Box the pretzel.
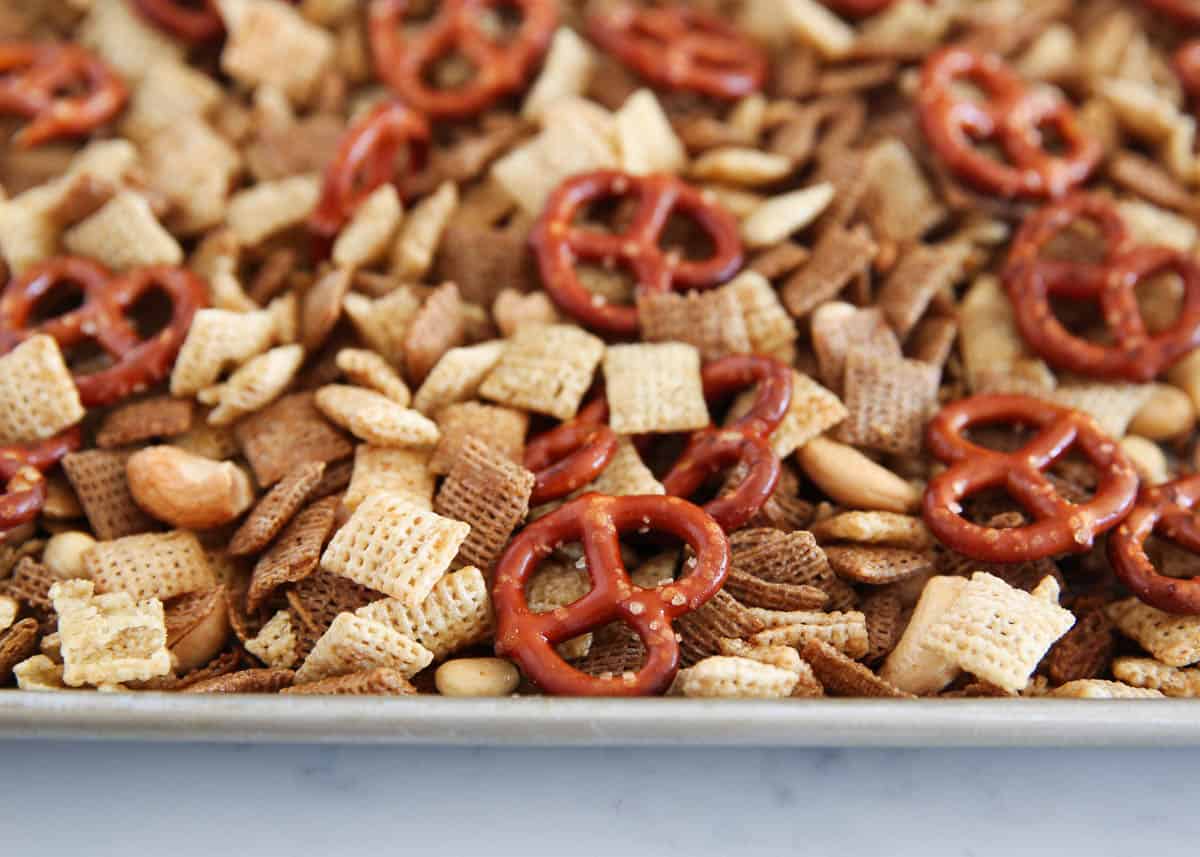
[524,396,617,505]
[918,46,1099,199]
[1004,194,1200,382]
[924,394,1139,563]
[1109,475,1200,615]
[661,355,792,532]
[822,0,904,14]
[1174,39,1200,101]
[0,257,207,407]
[132,0,224,43]
[310,100,431,247]
[587,4,768,100]
[493,493,729,696]
[0,427,81,535]
[0,43,128,148]
[368,0,557,120]
[1146,0,1200,25]
[531,170,743,336]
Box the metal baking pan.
[3,692,1200,746]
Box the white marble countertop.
[2,741,1194,855]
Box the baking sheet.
[2,692,1198,746]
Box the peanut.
[880,576,967,695]
[1167,350,1200,412]
[42,530,97,580]
[1130,383,1195,440]
[796,436,921,513]
[170,589,231,673]
[1120,436,1170,486]
[435,657,521,697]
[127,446,255,529]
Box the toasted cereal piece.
[675,656,799,698]
[908,315,958,370]
[357,565,492,660]
[297,269,351,354]
[96,396,194,449]
[315,385,440,448]
[244,610,299,669]
[729,528,835,588]
[749,609,870,659]
[1118,199,1196,252]
[247,496,340,612]
[781,225,877,318]
[717,638,808,674]
[52,579,171,687]
[62,449,155,541]
[164,587,230,673]
[1043,607,1117,685]
[229,462,324,556]
[811,510,933,550]
[413,341,508,417]
[287,568,380,641]
[404,282,465,384]
[837,349,940,457]
[1107,598,1200,667]
[86,531,216,603]
[480,324,606,420]
[615,89,686,175]
[637,287,752,361]
[860,590,906,663]
[0,618,39,684]
[4,558,56,619]
[577,437,663,498]
[13,655,65,691]
[676,590,767,667]
[333,184,403,270]
[344,446,433,512]
[322,491,469,605]
[226,174,321,246]
[434,438,534,571]
[879,576,966,694]
[726,271,798,358]
[742,183,835,249]
[121,58,222,142]
[1050,381,1153,440]
[1051,680,1165,699]
[861,140,945,247]
[174,417,242,460]
[392,181,458,280]
[691,147,791,186]
[574,622,645,677]
[429,402,527,476]
[492,289,560,339]
[170,308,277,397]
[959,275,1049,394]
[285,667,417,695]
[801,639,914,698]
[62,190,183,271]
[811,303,901,393]
[236,392,355,487]
[295,612,433,683]
[336,349,411,406]
[79,0,186,82]
[523,26,595,121]
[922,573,1075,693]
[0,336,85,445]
[201,344,304,426]
[180,668,294,693]
[219,0,333,102]
[528,563,593,660]
[729,371,846,459]
[723,567,828,612]
[143,116,240,235]
[630,551,678,589]
[825,545,932,586]
[603,343,709,435]
[1112,657,1200,698]
[343,287,422,367]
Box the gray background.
[2,742,1194,855]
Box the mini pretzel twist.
[587,4,768,99]
[524,396,618,506]
[1003,194,1200,382]
[0,427,82,535]
[1145,0,1200,25]
[1109,475,1200,615]
[531,170,744,336]
[918,46,1100,199]
[0,258,207,408]
[661,355,793,532]
[493,493,729,696]
[0,43,127,148]
[368,0,557,120]
[132,0,225,43]
[923,394,1139,563]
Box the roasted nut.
[1130,383,1195,440]
[797,436,921,513]
[435,657,521,697]
[126,446,255,530]
[1120,436,1170,486]
[42,531,98,580]
[168,589,231,674]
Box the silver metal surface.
[1,692,1197,745]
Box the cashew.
[796,436,921,513]
[1130,383,1195,440]
[169,588,231,674]
[435,657,521,697]
[127,446,255,529]
[42,531,97,580]
[1120,436,1170,486]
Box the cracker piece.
[184,668,295,693]
[229,462,325,556]
[801,638,914,698]
[493,289,561,338]
[404,282,465,384]
[742,184,835,249]
[332,184,403,270]
[3,558,55,620]
[724,567,828,612]
[781,224,877,318]
[860,590,906,663]
[676,590,767,667]
[247,496,339,612]
[86,531,216,603]
[235,392,354,487]
[62,449,156,540]
[413,341,508,417]
[322,491,469,605]
[763,372,847,459]
[1107,598,1200,667]
[675,656,799,698]
[1112,657,1200,698]
[336,349,411,406]
[811,511,933,549]
[143,116,240,235]
[1050,381,1153,439]
[344,446,434,512]
[295,612,433,683]
[244,610,299,669]
[170,308,277,397]
[79,0,186,82]
[202,344,304,426]
[0,618,39,685]
[357,566,492,660]
[315,385,440,448]
[603,343,709,435]
[13,654,67,690]
[284,667,418,695]
[51,579,171,687]
[96,397,194,449]
[577,437,663,498]
[219,0,333,102]
[749,609,870,658]
[1050,680,1165,699]
[226,174,321,246]
[428,402,527,476]
[62,190,183,271]
[434,438,534,571]
[528,562,593,659]
[479,324,605,420]
[575,622,645,677]
[727,271,799,357]
[876,242,969,337]
[907,316,959,369]
[523,26,595,121]
[716,638,810,676]
[825,545,933,586]
[637,287,752,361]
[392,181,459,281]
[0,336,84,445]
[811,303,902,393]
[861,140,945,246]
[615,89,686,175]
[343,287,422,366]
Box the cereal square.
[603,343,709,434]
[0,336,85,445]
[235,393,355,487]
[837,349,941,456]
[85,531,217,603]
[1108,598,1200,667]
[413,341,508,417]
[357,565,493,660]
[51,579,171,687]
[344,446,435,512]
[294,612,433,683]
[479,324,605,420]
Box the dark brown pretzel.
[0,43,127,147]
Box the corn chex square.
[0,336,85,445]
[85,531,217,603]
[357,565,493,660]
[51,579,171,687]
[479,324,605,420]
[321,491,470,606]
[344,445,434,512]
[1107,599,1200,667]
[603,343,709,435]
[295,612,433,683]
